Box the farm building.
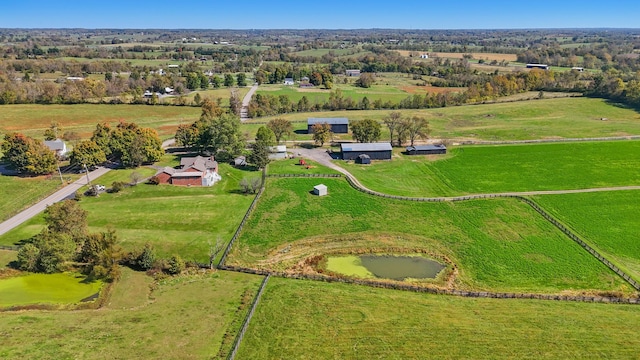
[420,54,429,59]
[341,142,392,160]
[526,63,549,70]
[284,77,294,85]
[268,145,288,160]
[345,69,361,76]
[155,155,221,186]
[44,139,68,158]
[571,67,585,72]
[231,156,247,167]
[357,154,371,164]
[307,118,349,134]
[313,184,328,196]
[406,144,447,155]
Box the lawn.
[0,104,201,139]
[238,278,640,359]
[267,157,340,175]
[341,140,640,197]
[0,272,103,308]
[0,164,259,264]
[0,269,263,360]
[228,177,631,294]
[0,172,65,222]
[534,191,640,282]
[0,249,17,268]
[245,97,640,141]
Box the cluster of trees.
[174,98,245,157]
[17,200,121,281]
[254,63,333,87]
[382,112,431,146]
[88,121,163,167]
[1,133,57,175]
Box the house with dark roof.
[406,144,447,155]
[155,155,221,186]
[307,118,349,134]
[341,142,392,160]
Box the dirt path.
[240,83,259,122]
[292,146,640,200]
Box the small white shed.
[313,184,327,196]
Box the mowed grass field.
[245,97,640,141]
[229,178,631,294]
[341,140,640,197]
[0,173,65,222]
[0,269,263,360]
[0,104,201,139]
[238,278,640,359]
[0,164,259,263]
[535,191,640,282]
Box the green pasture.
[0,164,258,263]
[267,157,340,175]
[245,97,640,141]
[0,272,103,307]
[238,278,640,359]
[341,140,640,197]
[0,269,263,360]
[0,104,201,139]
[535,191,640,282]
[0,172,65,222]
[229,178,630,294]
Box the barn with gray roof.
[341,142,392,160]
[307,118,349,134]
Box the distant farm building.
[307,118,349,134]
[44,139,68,158]
[268,145,288,160]
[420,54,429,59]
[230,156,247,167]
[300,76,310,83]
[406,144,447,155]
[571,67,585,72]
[155,155,221,186]
[341,142,392,161]
[526,63,549,70]
[284,77,294,85]
[313,184,328,196]
[167,64,180,69]
[345,69,361,77]
[299,83,314,88]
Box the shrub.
[147,176,160,185]
[168,255,185,275]
[110,181,125,193]
[138,243,156,270]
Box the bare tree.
[403,116,431,146]
[383,111,403,146]
[208,237,225,269]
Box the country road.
[240,83,259,122]
[0,166,111,237]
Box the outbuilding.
[357,154,371,164]
[307,118,349,134]
[268,145,287,160]
[406,144,447,155]
[341,142,392,160]
[313,184,328,196]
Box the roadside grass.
[0,272,103,307]
[534,191,640,282]
[229,178,631,294]
[244,97,640,141]
[0,250,17,268]
[0,104,201,139]
[0,173,65,222]
[0,270,263,360]
[341,140,640,197]
[0,164,258,263]
[238,278,640,359]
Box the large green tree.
[403,116,431,146]
[311,123,332,146]
[350,118,382,143]
[224,73,235,87]
[91,121,163,167]
[69,140,106,168]
[267,118,293,143]
[1,133,57,175]
[196,113,245,155]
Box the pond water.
[325,254,446,281]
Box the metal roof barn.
[307,118,349,134]
[341,142,392,160]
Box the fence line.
[227,275,270,360]
[218,169,267,267]
[218,265,639,305]
[458,135,640,146]
[0,245,19,251]
[267,173,342,178]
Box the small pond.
[326,254,446,281]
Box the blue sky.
[2,0,639,29]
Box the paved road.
[0,166,111,237]
[240,83,259,122]
[292,146,640,200]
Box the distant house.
[268,145,287,160]
[307,118,349,134]
[341,142,392,160]
[526,63,549,70]
[571,67,585,72]
[420,54,429,59]
[231,156,247,167]
[155,155,221,186]
[167,64,180,69]
[164,87,174,94]
[406,144,447,155]
[44,139,68,158]
[300,76,310,82]
[143,90,153,98]
[345,69,361,77]
[66,76,84,81]
[299,83,314,88]
[284,77,294,85]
